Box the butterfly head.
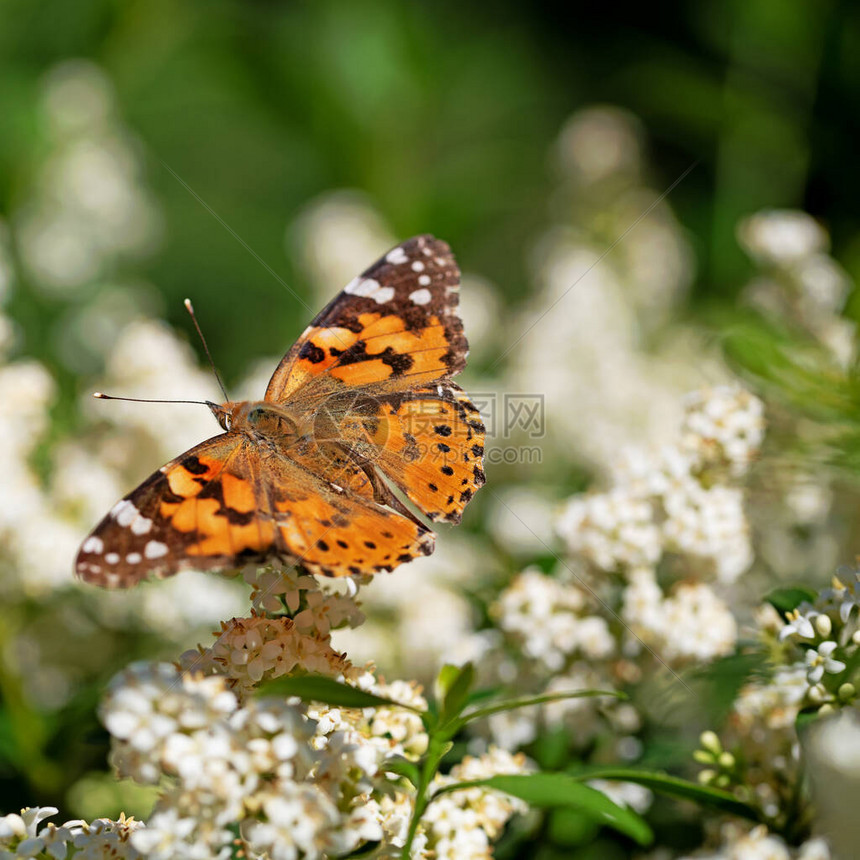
[208,400,240,431]
[211,400,302,440]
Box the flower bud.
[698,768,716,785]
[808,684,827,704]
[718,751,736,770]
[814,614,832,638]
[838,682,856,701]
[699,730,722,755]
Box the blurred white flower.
[15,60,161,296]
[487,487,557,557]
[290,191,394,307]
[737,210,828,267]
[558,486,661,572]
[43,60,113,135]
[92,318,222,459]
[588,778,653,813]
[491,567,613,671]
[555,106,643,183]
[680,386,765,478]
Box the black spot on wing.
[299,341,326,364]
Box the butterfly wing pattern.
[75,235,484,586]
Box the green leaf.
[546,808,600,846]
[436,663,475,725]
[796,707,824,732]
[766,587,818,617]
[570,768,760,822]
[256,675,420,712]
[382,756,421,786]
[435,774,653,845]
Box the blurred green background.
[2,0,860,844]
[3,0,860,390]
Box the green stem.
[400,734,447,859]
[456,689,622,729]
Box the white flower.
[737,210,828,266]
[242,784,341,860]
[67,814,143,859]
[558,486,662,572]
[778,604,820,641]
[680,386,765,478]
[424,747,531,858]
[130,808,220,860]
[588,779,653,814]
[662,482,752,583]
[491,568,612,671]
[805,641,846,685]
[825,567,860,623]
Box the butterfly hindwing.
[265,235,467,403]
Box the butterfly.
[75,235,486,587]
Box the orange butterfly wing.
[265,234,486,525]
[265,235,467,403]
[75,434,433,587]
[76,235,482,587]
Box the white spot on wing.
[411,261,425,272]
[409,288,432,306]
[144,541,168,559]
[105,552,120,564]
[131,517,152,535]
[418,274,431,286]
[126,552,142,564]
[111,499,138,527]
[345,277,381,297]
[345,276,396,304]
[386,247,408,264]
[82,536,104,554]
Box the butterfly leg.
[352,460,429,531]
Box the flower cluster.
[490,567,614,671]
[100,660,383,859]
[0,807,143,859]
[556,384,762,666]
[423,748,530,860]
[738,210,854,366]
[177,566,365,693]
[689,565,860,842]
[560,384,762,586]
[78,560,530,860]
[679,824,830,860]
[771,568,859,707]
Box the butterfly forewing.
[265,235,467,404]
[76,435,265,587]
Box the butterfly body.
[76,235,485,588]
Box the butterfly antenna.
[93,393,217,407]
[184,298,229,401]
